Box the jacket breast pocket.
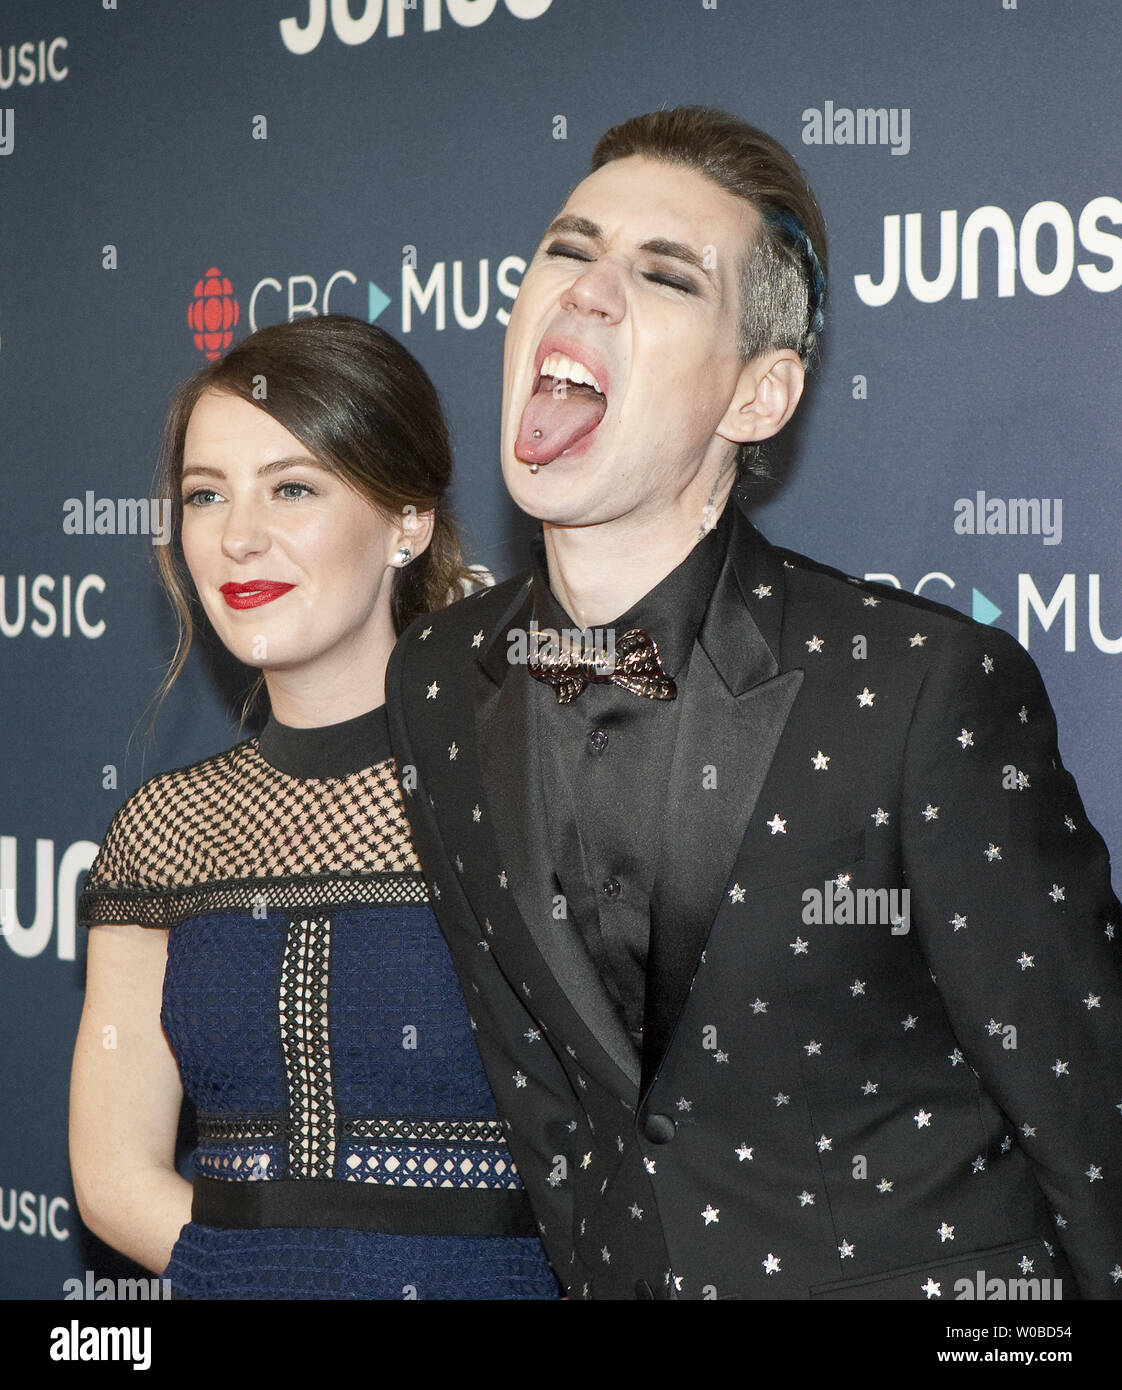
[734,824,867,896]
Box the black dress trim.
[79,870,428,931]
[191,1177,539,1238]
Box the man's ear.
[390,506,436,564]
[716,349,805,445]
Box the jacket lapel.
[474,583,642,1090]
[642,506,803,1093]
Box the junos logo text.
[0,836,98,961]
[856,196,1122,305]
[280,0,552,54]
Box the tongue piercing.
[532,430,543,438]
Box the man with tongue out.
[388,107,1122,1300]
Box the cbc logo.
[280,0,552,54]
[248,270,367,331]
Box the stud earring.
[393,547,412,566]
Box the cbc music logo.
[866,570,1122,655]
[248,257,521,333]
[185,256,522,344]
[0,1188,70,1241]
[187,267,240,360]
[0,575,106,640]
[279,0,552,55]
[0,37,69,89]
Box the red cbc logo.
[187,267,240,359]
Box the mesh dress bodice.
[78,704,558,1300]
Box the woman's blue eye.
[277,481,315,500]
[183,488,220,507]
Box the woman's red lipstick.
[219,581,295,610]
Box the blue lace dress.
[78,704,559,1300]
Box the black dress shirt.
[528,505,732,1048]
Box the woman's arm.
[69,922,193,1274]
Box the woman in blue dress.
[69,315,561,1299]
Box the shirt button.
[602,876,621,898]
[643,1113,676,1144]
[588,729,609,754]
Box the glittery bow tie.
[527,627,678,704]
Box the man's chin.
[503,477,559,525]
[503,476,617,534]
[502,449,581,522]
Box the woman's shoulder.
[109,738,259,837]
[80,739,260,916]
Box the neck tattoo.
[697,460,734,541]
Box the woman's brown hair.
[151,314,475,720]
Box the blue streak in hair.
[764,207,826,350]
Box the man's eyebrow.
[542,214,603,242]
[180,457,331,481]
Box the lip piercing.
[529,464,540,474]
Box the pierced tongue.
[515,379,606,465]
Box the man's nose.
[560,258,626,323]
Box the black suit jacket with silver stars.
[386,499,1122,1300]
